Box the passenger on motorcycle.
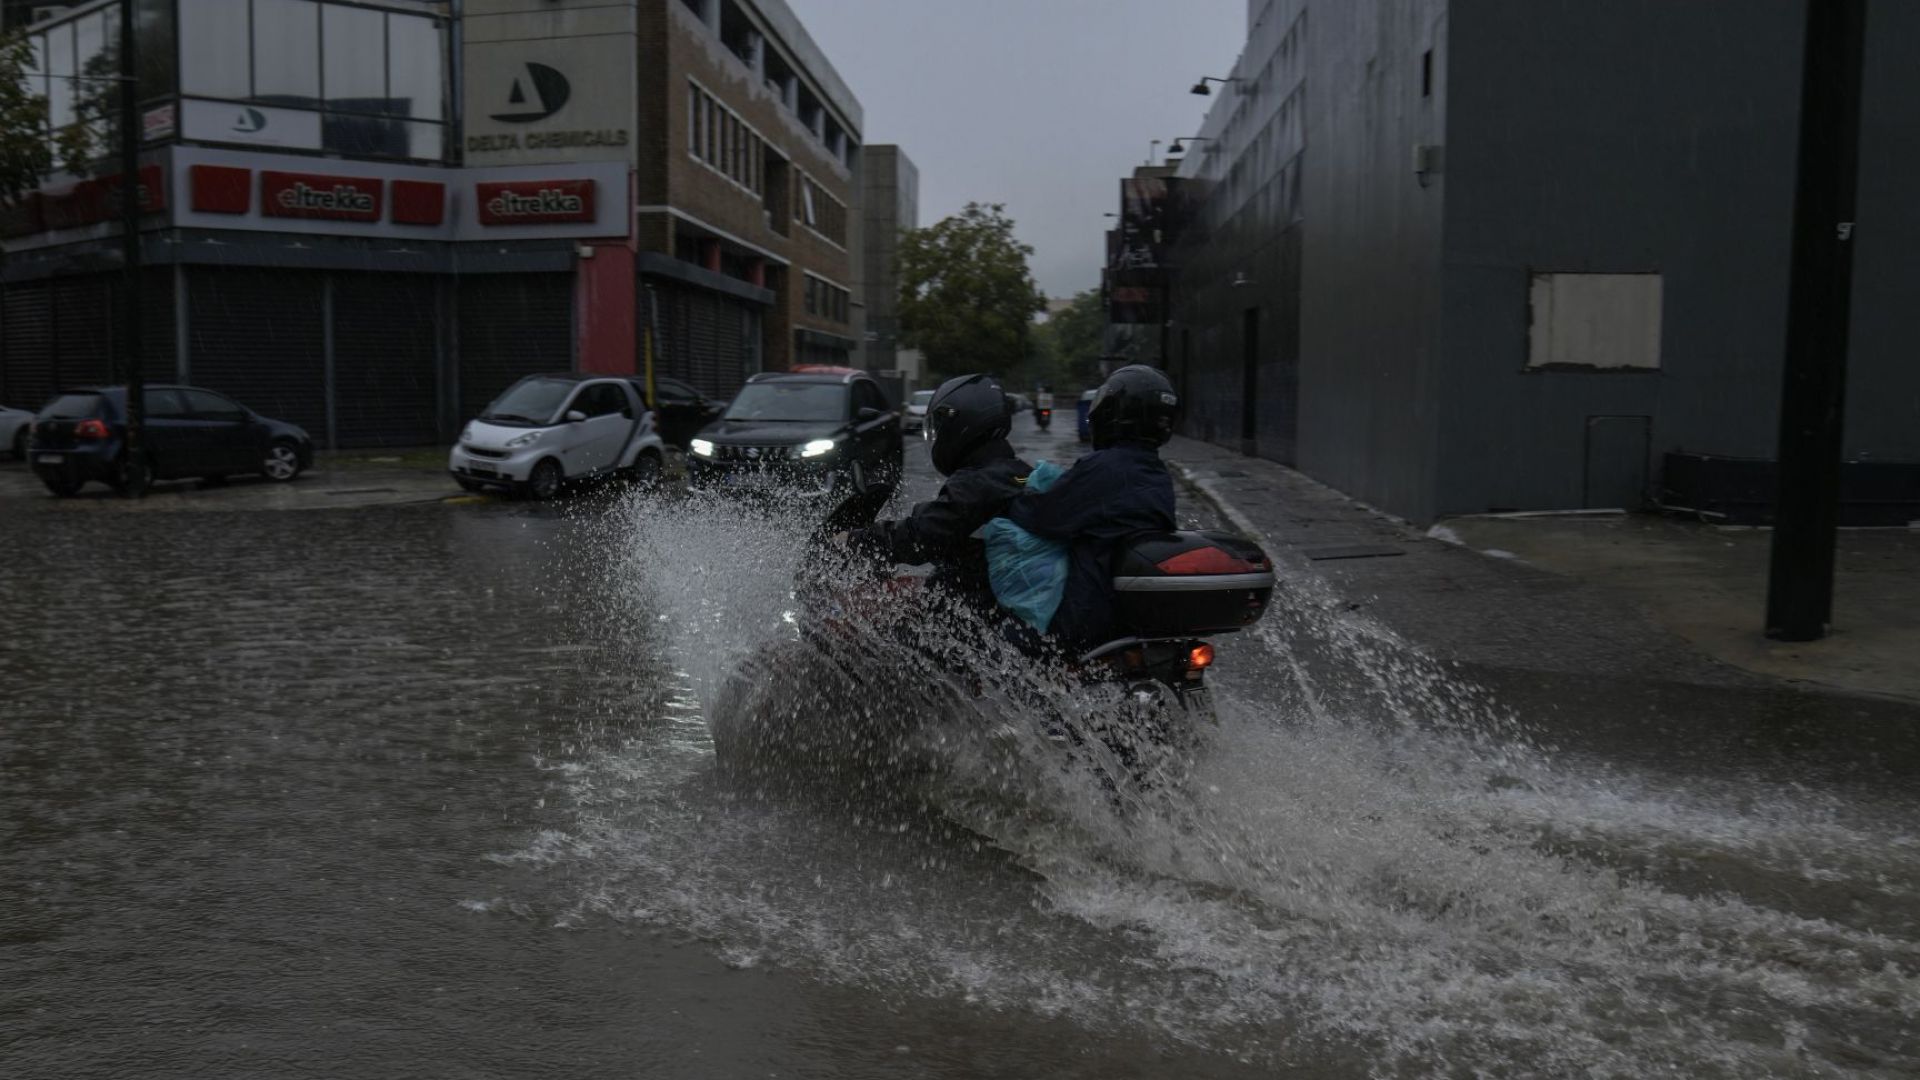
[842,373,1034,611]
[1006,365,1179,652]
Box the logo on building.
[475,179,596,226]
[490,62,571,123]
[260,170,384,222]
[231,107,268,133]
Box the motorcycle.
[1035,408,1052,432]
[709,506,1278,794]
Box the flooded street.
[2,422,1917,1078]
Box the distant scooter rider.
[1007,365,1178,652]
[843,374,1034,610]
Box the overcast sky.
[788,0,1247,299]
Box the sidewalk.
[1164,436,1920,704]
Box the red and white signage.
[476,179,595,226]
[260,170,384,223]
[190,164,251,214]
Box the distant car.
[449,374,666,499]
[687,368,903,500]
[903,388,935,434]
[0,404,33,460]
[1076,389,1098,442]
[29,385,315,497]
[631,375,724,450]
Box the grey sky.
[788,0,1246,299]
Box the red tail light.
[1157,546,1267,575]
[74,418,110,440]
[1188,643,1215,670]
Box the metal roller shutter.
[653,283,760,400]
[52,276,113,389]
[187,267,327,438]
[1,281,55,410]
[333,274,440,447]
[456,274,572,421]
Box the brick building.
[0,0,866,446]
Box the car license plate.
[1180,686,1216,720]
[37,454,64,464]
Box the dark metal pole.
[1765,0,1867,641]
[118,0,145,493]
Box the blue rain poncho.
[982,460,1069,632]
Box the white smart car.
[449,374,666,499]
[0,403,35,460]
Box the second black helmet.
[1089,365,1178,448]
[924,373,1013,475]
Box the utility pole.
[117,0,145,495]
[1765,0,1866,641]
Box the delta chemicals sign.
[461,8,636,167]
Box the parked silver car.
[449,374,667,499]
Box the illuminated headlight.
[690,438,716,458]
[459,423,475,442]
[505,430,544,449]
[800,438,838,458]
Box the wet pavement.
[1,417,1916,1078]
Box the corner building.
[0,0,864,447]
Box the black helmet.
[1089,365,1178,448]
[924,373,1013,475]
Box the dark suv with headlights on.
[687,368,903,502]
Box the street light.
[1190,76,1239,96]
[1165,136,1215,159]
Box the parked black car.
[631,375,725,450]
[29,385,315,497]
[687,367,903,502]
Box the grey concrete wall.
[1438,0,1920,516]
[858,145,917,372]
[1295,0,1451,521]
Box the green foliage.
[896,202,1047,382]
[0,31,53,209]
[1035,288,1108,391]
[58,40,121,177]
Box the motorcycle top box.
[1112,530,1277,636]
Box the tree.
[0,31,53,212]
[1033,288,1107,390]
[896,202,1047,381]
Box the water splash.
[496,487,1920,1078]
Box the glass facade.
[20,0,448,164]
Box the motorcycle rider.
[1006,365,1178,652]
[841,373,1033,610]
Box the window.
[389,14,444,121]
[854,380,887,415]
[573,383,629,418]
[143,390,190,418]
[184,389,247,420]
[324,3,388,114]
[1527,273,1663,371]
[794,174,847,246]
[254,0,320,106]
[687,81,768,199]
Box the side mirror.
[565,410,587,423]
[856,406,885,422]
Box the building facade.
[0,0,865,446]
[1149,0,1920,524]
[856,143,918,393]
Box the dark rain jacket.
[1006,441,1177,651]
[850,438,1033,607]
